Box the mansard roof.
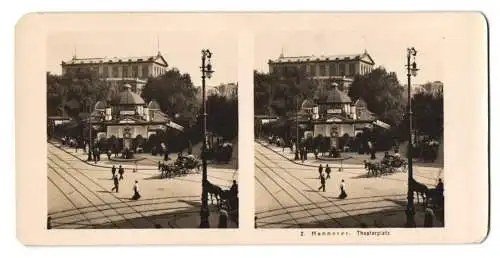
[269,51,375,65]
[62,52,168,67]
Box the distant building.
[409,81,444,97]
[424,81,444,95]
[268,50,375,91]
[61,51,168,95]
[208,83,238,99]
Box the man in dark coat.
[111,174,119,193]
[111,165,116,179]
[318,173,326,192]
[118,165,124,180]
[230,180,238,197]
[325,164,331,179]
[318,164,323,179]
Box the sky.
[254,29,446,86]
[46,31,238,87]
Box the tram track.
[255,165,337,227]
[48,160,136,228]
[48,145,235,228]
[49,197,199,222]
[254,170,302,228]
[255,156,349,227]
[48,148,170,228]
[256,146,408,227]
[47,175,95,228]
[255,193,406,219]
[257,141,440,184]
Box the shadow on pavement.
[258,206,444,229]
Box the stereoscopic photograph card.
[15,12,488,245]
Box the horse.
[364,160,381,177]
[410,178,429,206]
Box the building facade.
[91,84,183,150]
[268,50,375,90]
[61,51,169,95]
[295,83,387,149]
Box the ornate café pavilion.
[89,84,184,150]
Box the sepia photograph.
[46,31,239,229]
[15,12,488,245]
[254,30,445,228]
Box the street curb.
[255,141,359,170]
[49,141,158,171]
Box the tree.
[411,90,443,139]
[206,95,238,140]
[47,70,111,142]
[254,69,316,117]
[348,67,407,127]
[141,68,200,128]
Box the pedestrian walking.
[111,174,119,193]
[338,179,347,199]
[75,141,79,153]
[131,180,141,200]
[318,164,323,179]
[107,149,112,160]
[325,164,331,179]
[118,165,124,180]
[111,165,116,179]
[318,173,326,192]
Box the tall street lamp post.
[405,47,419,227]
[294,98,300,160]
[87,99,93,162]
[199,49,214,228]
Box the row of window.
[274,62,371,77]
[65,64,166,78]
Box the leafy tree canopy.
[254,69,316,117]
[141,68,200,127]
[348,67,407,126]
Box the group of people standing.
[110,165,141,200]
[317,164,348,199]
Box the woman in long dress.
[132,180,141,200]
[338,179,347,199]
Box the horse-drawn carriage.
[364,153,408,177]
[159,154,201,179]
[206,180,239,226]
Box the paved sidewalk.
[256,140,364,170]
[51,139,238,171]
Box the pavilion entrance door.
[123,138,132,150]
[123,127,133,151]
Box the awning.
[167,121,184,132]
[373,120,391,129]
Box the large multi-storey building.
[61,51,169,95]
[268,50,375,91]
